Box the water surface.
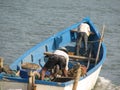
[0,0,120,89]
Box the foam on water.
[94,77,120,90]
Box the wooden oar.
[95,25,105,65]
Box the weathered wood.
[69,54,95,60]
[21,62,41,70]
[32,73,36,90]
[44,52,95,61]
[72,64,81,90]
[27,71,36,90]
[0,57,3,68]
[95,25,105,65]
[28,71,33,90]
[71,29,94,35]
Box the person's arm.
[41,67,47,80]
[64,55,69,77]
[87,26,94,35]
[89,31,94,35]
[63,69,68,77]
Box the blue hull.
[0,17,106,87]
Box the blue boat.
[0,17,106,90]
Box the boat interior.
[0,19,104,85]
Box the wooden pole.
[0,57,4,73]
[72,65,81,90]
[28,71,33,90]
[32,73,36,90]
[0,57,3,68]
[44,52,95,60]
[95,25,105,65]
[27,71,37,90]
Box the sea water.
[0,0,120,89]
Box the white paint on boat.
[0,81,27,90]
[0,65,102,90]
[35,65,102,90]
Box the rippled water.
[0,0,120,89]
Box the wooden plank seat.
[44,52,95,61]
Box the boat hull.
[36,66,102,90]
[0,17,107,90]
[0,65,102,90]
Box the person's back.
[78,23,90,36]
[54,49,69,70]
[76,23,91,55]
[41,47,69,80]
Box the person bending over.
[41,47,69,80]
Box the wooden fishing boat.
[0,17,106,90]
